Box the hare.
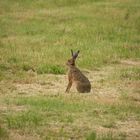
[65,50,91,93]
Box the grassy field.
[0,0,140,140]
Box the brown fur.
[65,50,91,93]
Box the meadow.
[0,0,140,139]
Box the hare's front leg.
[65,81,72,93]
[65,76,72,93]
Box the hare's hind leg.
[76,83,91,93]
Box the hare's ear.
[71,49,74,57]
[73,50,80,59]
[77,50,80,55]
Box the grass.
[0,0,140,78]
[87,131,97,140]
[0,94,139,139]
[120,67,140,81]
[6,111,43,129]
[0,126,9,140]
[86,131,126,140]
[37,64,65,74]
[0,0,140,139]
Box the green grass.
[37,64,65,74]
[0,95,139,139]
[0,0,140,139]
[0,0,140,78]
[86,131,126,140]
[0,126,9,140]
[6,110,43,129]
[87,131,97,140]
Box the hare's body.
[65,50,91,93]
[68,66,91,93]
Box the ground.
[0,0,140,139]
[0,60,140,140]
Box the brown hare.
[65,50,91,93]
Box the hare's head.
[66,50,80,66]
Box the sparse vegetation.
[87,131,96,140]
[0,0,140,139]
[0,126,9,140]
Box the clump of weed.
[37,64,65,74]
[0,126,9,140]
[22,63,34,71]
[86,131,97,140]
[0,64,9,71]
[8,57,19,64]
